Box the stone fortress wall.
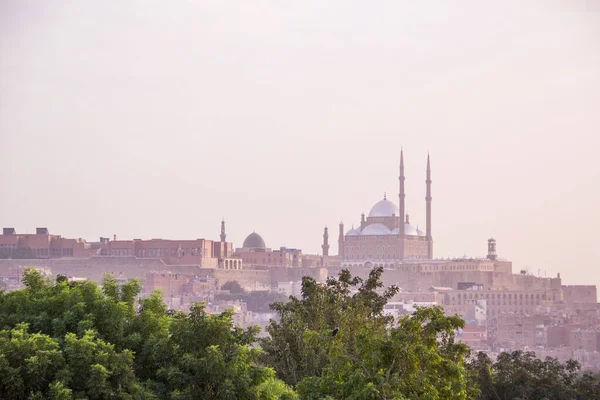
[0,257,326,291]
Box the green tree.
[0,268,293,399]
[262,267,472,399]
[261,267,399,386]
[297,306,471,400]
[255,377,298,400]
[0,323,147,399]
[149,303,275,399]
[467,350,600,400]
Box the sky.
[0,1,599,285]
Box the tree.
[261,267,399,386]
[255,377,298,400]
[0,268,295,399]
[297,306,471,400]
[148,303,276,399]
[262,267,473,399]
[0,323,147,399]
[221,280,246,295]
[467,350,600,400]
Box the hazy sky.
[1,1,599,285]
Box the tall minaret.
[220,218,227,258]
[338,222,345,259]
[425,153,433,258]
[399,148,406,231]
[322,226,330,256]
[220,218,226,242]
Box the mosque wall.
[343,236,403,260]
[403,237,429,259]
[342,235,432,262]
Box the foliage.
[262,267,474,399]
[467,350,600,400]
[0,323,145,399]
[0,267,294,399]
[255,378,298,400]
[3,267,600,399]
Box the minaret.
[220,218,227,258]
[220,218,226,242]
[322,226,330,256]
[425,153,433,259]
[399,149,406,231]
[338,222,345,259]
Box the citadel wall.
[0,257,325,291]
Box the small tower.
[338,222,345,259]
[220,218,226,242]
[220,219,227,259]
[425,153,433,259]
[487,238,497,261]
[360,212,366,229]
[399,148,406,230]
[322,226,330,257]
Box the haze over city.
[1,1,599,285]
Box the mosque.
[329,150,433,264]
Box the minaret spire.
[338,221,345,259]
[399,148,405,234]
[220,218,227,258]
[426,153,433,258]
[220,218,226,242]
[322,226,330,256]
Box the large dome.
[360,223,392,235]
[242,232,266,249]
[368,198,399,218]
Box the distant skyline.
[1,1,599,285]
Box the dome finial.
[384,192,387,200]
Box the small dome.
[368,198,399,218]
[346,227,361,236]
[361,223,392,235]
[243,232,266,249]
[416,226,426,237]
[404,223,418,236]
[391,228,401,235]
